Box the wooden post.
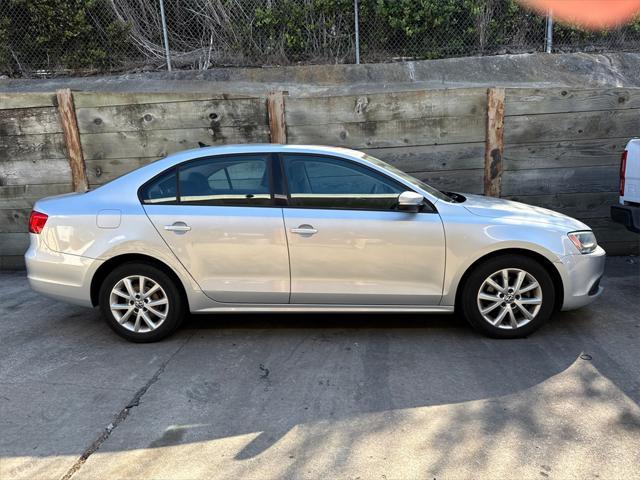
[483,87,505,197]
[267,91,287,144]
[56,89,88,191]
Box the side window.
[140,168,177,204]
[283,154,404,210]
[178,155,272,206]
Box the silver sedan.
[25,145,605,342]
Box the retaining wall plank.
[0,184,73,204]
[0,93,57,109]
[502,165,619,196]
[76,98,267,134]
[0,107,61,136]
[505,88,640,116]
[503,138,627,170]
[80,126,270,160]
[0,158,71,186]
[287,116,485,149]
[502,165,618,196]
[85,157,160,185]
[72,92,255,108]
[504,108,640,145]
[0,133,66,161]
[0,233,29,256]
[286,88,486,125]
[411,169,484,194]
[505,192,618,219]
[0,208,29,233]
[363,143,485,172]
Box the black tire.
[99,262,185,342]
[460,254,556,339]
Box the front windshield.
[360,154,453,202]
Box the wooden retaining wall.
[1,87,638,269]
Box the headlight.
[568,231,597,254]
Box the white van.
[611,139,640,233]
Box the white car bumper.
[25,234,101,308]
[557,246,606,311]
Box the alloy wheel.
[476,268,543,330]
[109,275,169,333]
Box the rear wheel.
[99,262,185,342]
[461,254,556,338]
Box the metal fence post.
[354,0,361,64]
[545,9,553,53]
[159,0,172,71]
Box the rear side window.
[140,168,177,204]
[178,155,272,206]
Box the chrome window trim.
[277,152,438,214]
[137,146,440,213]
[138,152,278,208]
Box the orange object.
[520,0,640,29]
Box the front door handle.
[291,224,318,236]
[164,222,191,233]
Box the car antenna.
[198,142,210,148]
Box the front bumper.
[25,234,101,308]
[611,204,640,234]
[557,245,606,311]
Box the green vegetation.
[0,0,638,75]
[0,0,131,74]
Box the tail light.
[619,150,627,197]
[29,211,48,234]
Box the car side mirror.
[397,191,424,213]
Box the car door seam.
[280,207,293,304]
[140,204,206,294]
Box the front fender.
[438,208,576,306]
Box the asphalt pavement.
[1,257,639,479]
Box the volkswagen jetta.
[25,145,605,342]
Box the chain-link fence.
[1,0,639,77]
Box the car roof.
[91,144,372,195]
[162,144,367,162]
[91,143,443,205]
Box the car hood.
[461,193,589,231]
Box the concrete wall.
[1,87,638,269]
[2,53,640,95]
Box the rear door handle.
[290,224,318,235]
[164,222,191,233]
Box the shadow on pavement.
[0,257,638,479]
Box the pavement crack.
[59,334,193,480]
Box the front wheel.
[99,262,185,342]
[461,254,556,338]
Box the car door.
[141,153,290,304]
[280,153,445,305]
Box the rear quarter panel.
[32,185,211,310]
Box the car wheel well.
[90,254,188,309]
[455,248,564,311]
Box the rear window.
[139,168,177,204]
